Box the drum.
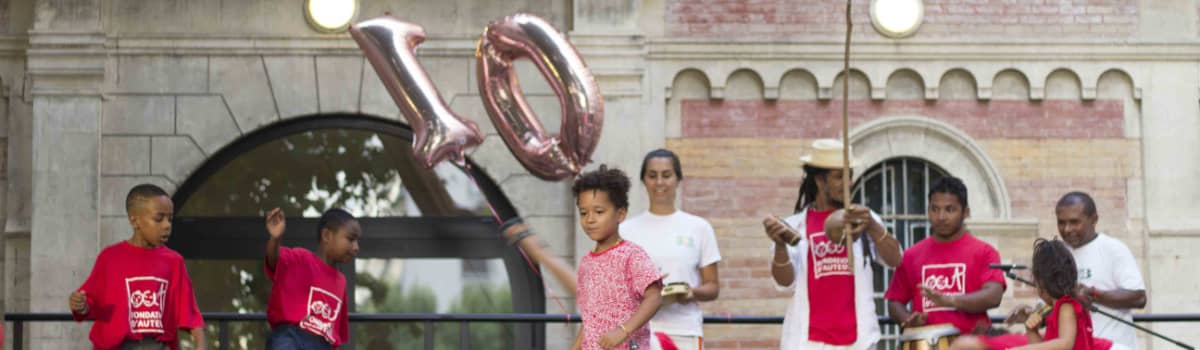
[898,324,960,350]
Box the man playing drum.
[885,177,1007,334]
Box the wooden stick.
[841,0,854,275]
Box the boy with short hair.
[70,184,206,350]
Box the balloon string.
[459,160,574,321]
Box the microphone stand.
[996,267,1192,350]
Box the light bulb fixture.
[305,0,358,33]
[870,0,923,38]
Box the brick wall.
[670,98,1139,349]
[667,0,1138,39]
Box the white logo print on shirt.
[921,263,967,312]
[125,276,169,334]
[300,286,342,343]
[809,232,850,279]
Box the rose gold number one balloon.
[350,18,484,168]
[477,14,603,181]
[351,14,603,181]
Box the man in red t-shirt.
[69,184,206,350]
[763,139,904,349]
[885,176,1006,334]
[264,207,360,349]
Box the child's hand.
[597,327,629,350]
[69,290,88,314]
[502,222,529,245]
[265,208,286,239]
[1024,305,1050,329]
[1006,304,1034,325]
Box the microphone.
[988,263,1027,271]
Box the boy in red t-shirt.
[263,207,360,349]
[885,177,1007,334]
[69,184,206,350]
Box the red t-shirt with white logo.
[804,209,857,345]
[884,232,1006,333]
[266,247,349,347]
[72,241,205,350]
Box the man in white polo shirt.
[1056,191,1146,350]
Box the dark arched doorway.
[168,114,543,349]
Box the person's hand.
[502,222,528,242]
[1006,304,1035,325]
[762,215,798,245]
[597,327,629,350]
[843,205,873,235]
[920,285,956,309]
[265,208,286,239]
[69,290,88,314]
[1025,304,1051,329]
[902,312,927,328]
[1075,284,1099,306]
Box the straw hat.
[800,139,859,169]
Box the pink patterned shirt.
[577,240,662,350]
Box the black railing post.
[424,320,434,350]
[13,320,22,350]
[460,320,470,349]
[218,320,229,350]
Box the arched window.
[852,157,949,349]
[168,114,544,349]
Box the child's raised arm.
[503,220,578,294]
[265,208,286,269]
[597,283,663,350]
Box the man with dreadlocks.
[763,139,903,350]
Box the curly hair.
[1031,238,1078,299]
[572,165,631,209]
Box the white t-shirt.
[773,210,884,350]
[1071,233,1145,350]
[621,210,722,336]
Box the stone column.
[26,0,105,347]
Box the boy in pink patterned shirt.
[573,165,664,350]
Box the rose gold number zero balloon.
[477,14,604,181]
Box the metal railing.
[6,312,1198,350]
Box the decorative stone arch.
[849,116,1011,219]
[665,68,713,138]
[885,68,925,100]
[1045,68,1083,100]
[725,68,765,100]
[938,68,978,100]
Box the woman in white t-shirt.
[620,149,721,350]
